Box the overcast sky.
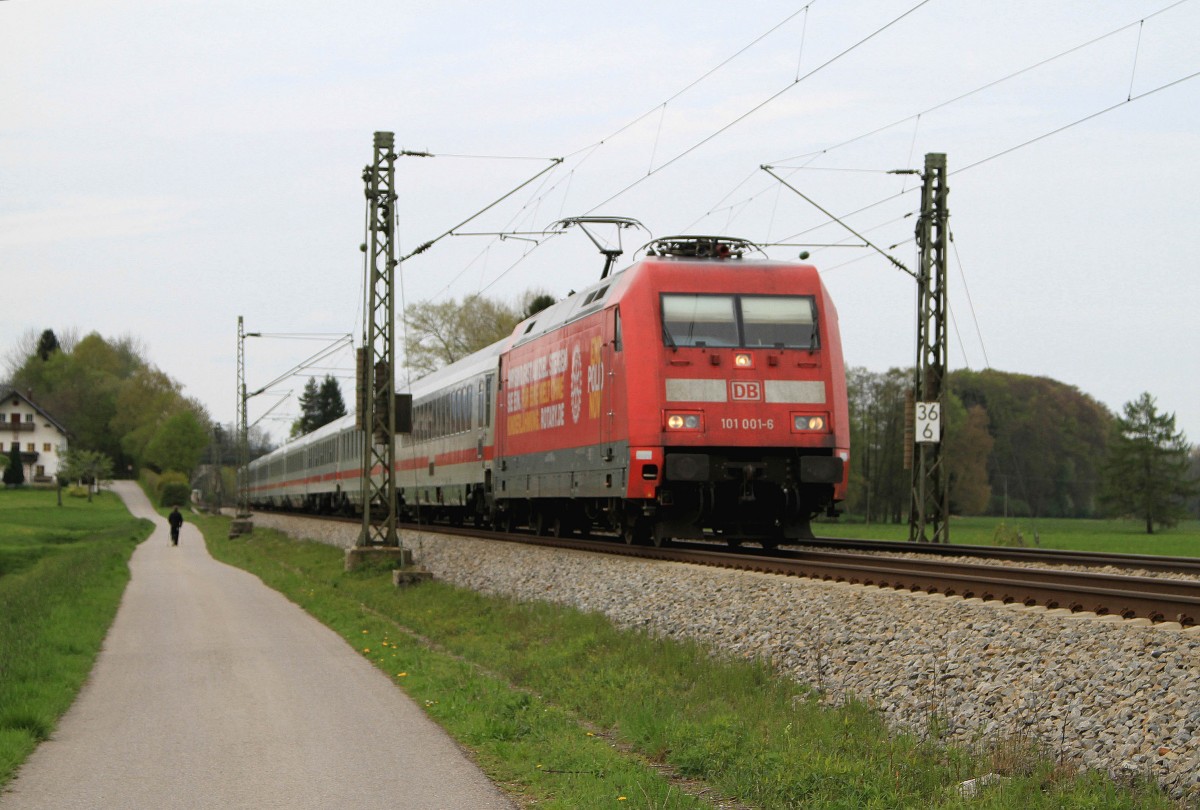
[3,0,1198,444]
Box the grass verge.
[0,487,152,785]
[818,516,1200,556]
[195,512,1173,809]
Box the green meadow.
[0,487,152,784]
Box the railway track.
[261,511,1200,627]
[804,534,1200,576]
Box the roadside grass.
[0,488,152,786]
[195,513,1173,809]
[818,516,1200,557]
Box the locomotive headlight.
[665,412,704,431]
[792,414,828,432]
[734,352,754,368]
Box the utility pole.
[358,132,401,550]
[907,153,950,543]
[230,316,254,537]
[236,315,250,517]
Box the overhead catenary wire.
[247,336,354,398]
[690,0,1197,241]
[406,0,1196,317]
[950,234,991,370]
[399,157,564,263]
[411,3,830,303]
[560,3,821,163]
[764,0,1192,167]
[762,60,1200,253]
[582,0,934,215]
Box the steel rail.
[407,524,1200,627]
[804,535,1200,575]
[254,511,1200,626]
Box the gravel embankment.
[247,513,1200,802]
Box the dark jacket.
[168,509,183,529]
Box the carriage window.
[661,295,738,347]
[741,296,817,348]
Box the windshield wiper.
[662,324,677,351]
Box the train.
[245,235,849,546]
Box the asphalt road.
[0,481,514,810]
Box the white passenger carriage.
[397,342,502,523]
[247,414,365,514]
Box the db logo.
[730,381,762,401]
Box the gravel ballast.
[248,513,1200,802]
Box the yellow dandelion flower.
[618,797,627,802]
[397,672,408,677]
[361,630,369,634]
[363,648,371,653]
[586,732,594,737]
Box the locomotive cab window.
[741,296,817,348]
[661,293,818,349]
[661,295,738,347]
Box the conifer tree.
[1101,392,1198,533]
[36,329,60,361]
[3,444,25,486]
[317,375,347,425]
[290,375,347,437]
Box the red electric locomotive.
[250,235,849,547]
[398,235,848,546]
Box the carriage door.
[477,373,493,463]
[601,307,624,452]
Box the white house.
[1,388,69,483]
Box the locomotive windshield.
[661,294,817,349]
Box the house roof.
[0,387,70,435]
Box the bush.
[157,471,191,507]
[992,521,1027,547]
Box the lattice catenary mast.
[907,152,950,543]
[236,315,250,517]
[357,132,401,548]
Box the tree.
[1189,446,1200,520]
[318,375,347,423]
[844,367,911,522]
[951,369,1111,517]
[403,290,552,377]
[3,444,25,486]
[945,402,994,515]
[8,330,199,476]
[523,292,556,319]
[291,378,322,438]
[290,375,347,438]
[60,448,114,502]
[111,367,189,465]
[36,329,60,361]
[1101,392,1198,533]
[144,411,209,477]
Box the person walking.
[168,506,184,546]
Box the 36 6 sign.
[915,401,941,443]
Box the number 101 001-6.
[721,418,775,430]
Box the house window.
[26,443,35,452]
[36,465,45,477]
[43,443,51,452]
[24,414,33,423]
